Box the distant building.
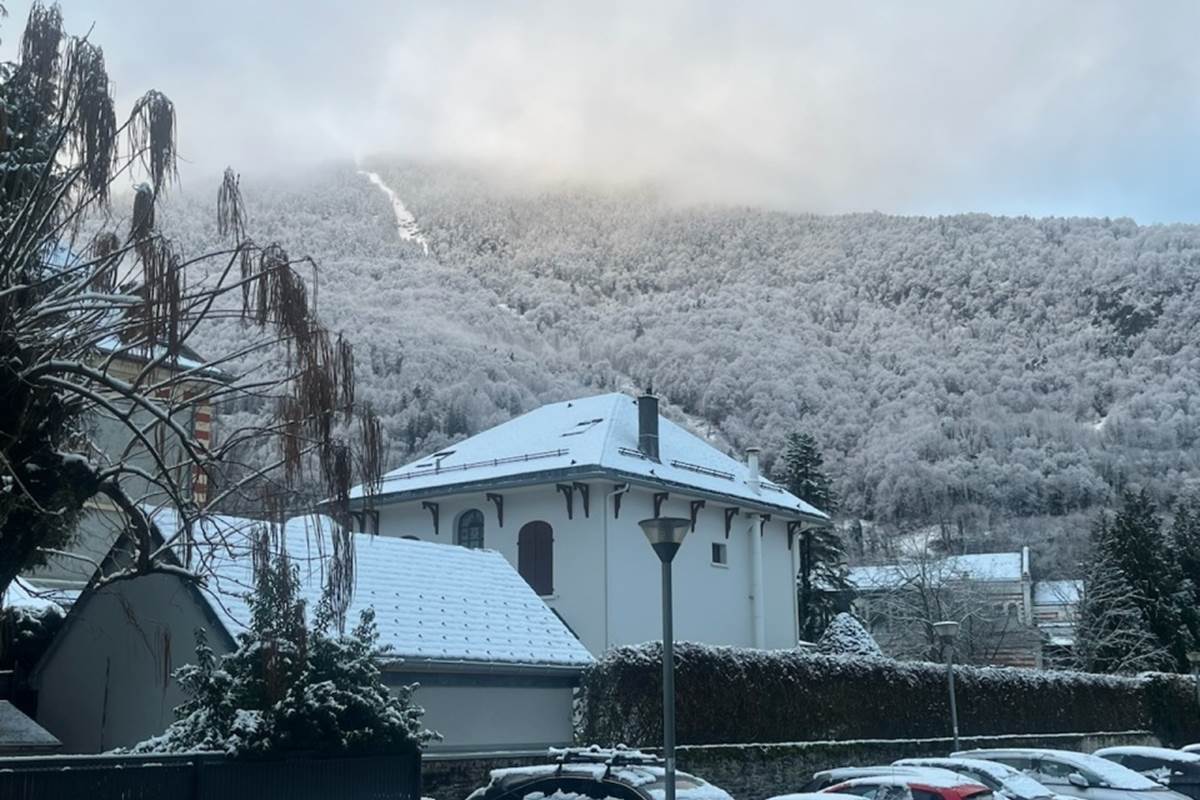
[22,336,223,595]
[32,514,591,753]
[837,547,1083,668]
[344,393,830,655]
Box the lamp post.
[933,620,961,750]
[1188,651,1200,712]
[638,517,692,800]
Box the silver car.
[954,749,1189,800]
[895,757,1071,800]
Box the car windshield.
[1076,758,1164,791]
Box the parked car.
[954,749,1189,800]
[825,773,993,800]
[802,767,977,793]
[465,746,735,800]
[767,794,863,800]
[894,757,1071,800]
[1094,747,1200,800]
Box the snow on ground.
[358,169,431,255]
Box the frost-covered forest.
[152,160,1200,576]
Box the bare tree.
[857,547,1018,664]
[0,3,382,619]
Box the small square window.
[711,542,728,566]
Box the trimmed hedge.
[576,643,1200,747]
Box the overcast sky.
[5,1,1200,222]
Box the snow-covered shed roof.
[151,511,593,670]
[845,552,1025,592]
[351,393,827,521]
[0,701,61,753]
[1033,579,1082,605]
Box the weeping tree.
[0,3,383,617]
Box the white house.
[346,393,830,654]
[31,513,591,754]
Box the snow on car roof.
[834,774,987,791]
[895,758,1053,798]
[818,767,971,783]
[349,393,827,520]
[1095,746,1200,765]
[151,509,593,667]
[481,762,732,800]
[954,750,1161,791]
[768,794,864,800]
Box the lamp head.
[933,620,961,642]
[1187,651,1200,668]
[638,517,692,563]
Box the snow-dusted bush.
[128,552,433,756]
[815,613,884,658]
[0,599,65,671]
[577,641,1200,747]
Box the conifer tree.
[129,529,432,755]
[1088,491,1198,671]
[778,432,846,640]
[1171,495,1200,612]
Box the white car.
[954,749,1189,800]
[803,768,978,793]
[1094,746,1200,800]
[894,757,1071,800]
[467,747,735,800]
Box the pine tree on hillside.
[1172,496,1200,611]
[1091,491,1199,672]
[778,432,847,641]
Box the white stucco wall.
[372,482,801,654]
[403,680,576,751]
[34,573,222,753]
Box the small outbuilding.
[31,513,592,754]
[0,700,61,755]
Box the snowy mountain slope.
[154,159,1200,570]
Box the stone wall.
[422,731,1158,800]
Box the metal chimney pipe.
[746,447,761,493]
[638,394,660,460]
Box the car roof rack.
[550,746,665,769]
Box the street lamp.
[639,517,692,800]
[934,620,961,750]
[1187,651,1200,712]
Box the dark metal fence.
[0,750,422,800]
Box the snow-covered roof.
[846,552,1024,591]
[0,701,61,752]
[1033,579,1082,605]
[151,511,593,669]
[351,393,827,521]
[1,580,63,613]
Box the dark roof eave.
[380,658,589,678]
[348,464,829,524]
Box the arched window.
[455,509,485,549]
[518,521,554,596]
